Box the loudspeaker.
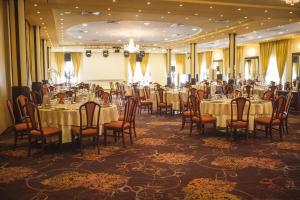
[191,78,196,85]
[12,86,30,123]
[86,50,92,57]
[167,76,172,85]
[196,74,199,82]
[136,53,143,62]
[217,74,223,81]
[64,53,71,61]
[171,66,175,72]
[124,50,129,57]
[292,55,299,63]
[188,74,191,82]
[103,50,109,57]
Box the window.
[265,52,280,84]
[128,62,151,85]
[199,57,207,81]
[60,60,76,84]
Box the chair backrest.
[230,97,251,122]
[189,88,197,97]
[16,95,29,120]
[243,85,253,98]
[263,90,273,101]
[234,89,241,97]
[100,92,112,104]
[55,92,65,104]
[271,95,287,121]
[284,92,293,115]
[196,89,205,101]
[189,94,201,119]
[284,82,292,91]
[122,97,136,125]
[179,92,187,113]
[24,102,42,133]
[65,91,74,98]
[109,82,114,89]
[143,86,151,99]
[156,88,166,104]
[79,101,101,131]
[7,100,16,125]
[269,85,277,94]
[40,87,49,96]
[95,89,104,98]
[30,90,42,105]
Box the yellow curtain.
[260,41,274,80]
[129,53,137,74]
[223,48,229,77]
[164,53,168,74]
[176,54,186,74]
[236,47,244,76]
[55,52,65,78]
[275,40,289,83]
[71,52,82,82]
[197,53,204,75]
[205,51,213,75]
[140,53,149,76]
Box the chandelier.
[282,0,299,5]
[124,38,139,53]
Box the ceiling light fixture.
[282,0,299,5]
[124,38,139,53]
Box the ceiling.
[25,0,300,49]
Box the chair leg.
[285,119,289,134]
[71,133,75,151]
[269,126,273,141]
[79,136,83,155]
[181,116,186,129]
[129,128,133,145]
[104,128,107,146]
[28,135,32,157]
[279,125,283,141]
[96,135,100,154]
[253,123,257,138]
[58,132,62,152]
[189,121,193,136]
[133,121,137,138]
[121,130,126,147]
[14,131,18,149]
[226,125,229,138]
[245,129,249,140]
[42,137,46,155]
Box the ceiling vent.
[81,11,101,16]
[107,20,119,24]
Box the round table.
[151,90,188,111]
[200,99,273,130]
[39,103,119,143]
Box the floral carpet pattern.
[0,114,300,199]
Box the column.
[190,43,196,79]
[229,33,236,79]
[34,25,42,81]
[8,0,28,86]
[166,48,172,75]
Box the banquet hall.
[1,0,300,199]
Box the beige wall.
[0,1,11,133]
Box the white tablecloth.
[200,99,273,130]
[151,90,188,111]
[39,103,119,143]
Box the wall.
[0,1,11,133]
[148,53,167,85]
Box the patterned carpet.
[0,113,300,200]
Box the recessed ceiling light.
[245,27,249,29]
[136,14,139,17]
[209,6,213,9]
[41,22,45,25]
[147,2,151,5]
[194,13,198,16]
[161,16,164,19]
[112,0,116,3]
[83,30,88,33]
[138,9,142,12]
[185,17,189,20]
[65,11,71,14]
[209,18,212,21]
[237,8,241,11]
[244,16,248,19]
[39,17,43,20]
[34,3,38,7]
[82,24,88,27]
[220,14,224,17]
[289,11,293,14]
[144,22,150,26]
[78,36,82,39]
[37,11,40,14]
[108,13,111,16]
[192,28,197,31]
[60,22,63,25]
[267,17,271,20]
[264,10,268,13]
[167,11,171,14]
[278,31,283,35]
[75,6,79,9]
[60,18,64,21]
[179,4,183,7]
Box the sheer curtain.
[236,47,244,77]
[223,48,229,79]
[265,51,280,84]
[197,53,204,77]
[205,51,213,79]
[129,53,137,76]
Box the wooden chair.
[49,86,55,92]
[262,90,273,101]
[189,95,216,136]
[95,89,104,98]
[118,97,138,138]
[243,85,253,98]
[179,92,192,129]
[55,92,65,104]
[65,90,74,98]
[234,89,242,98]
[24,102,62,156]
[143,86,151,99]
[104,97,137,147]
[254,95,287,140]
[30,91,42,105]
[100,92,112,104]
[156,88,173,115]
[71,101,101,154]
[196,89,205,101]
[40,87,49,97]
[16,95,29,121]
[226,97,251,139]
[282,92,293,135]
[137,88,153,114]
[7,100,31,148]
